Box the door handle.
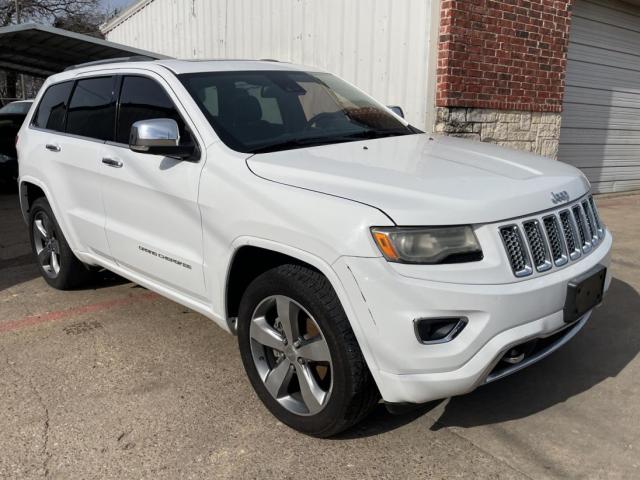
[102,158,123,168]
[45,144,61,152]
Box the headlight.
[371,226,483,264]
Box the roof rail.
[64,55,157,71]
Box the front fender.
[223,236,384,386]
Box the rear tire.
[237,264,379,437]
[29,197,93,290]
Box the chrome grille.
[542,215,568,266]
[582,200,599,244]
[523,220,552,271]
[499,225,532,277]
[572,205,591,252]
[499,195,604,278]
[559,210,579,258]
[589,196,604,237]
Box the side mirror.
[388,105,405,118]
[129,118,195,158]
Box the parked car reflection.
[0,100,33,188]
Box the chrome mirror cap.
[129,118,180,152]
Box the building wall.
[435,0,574,157]
[103,0,438,130]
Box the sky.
[100,0,135,12]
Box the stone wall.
[434,1,573,160]
[434,107,562,158]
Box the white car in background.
[16,59,612,437]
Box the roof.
[44,59,320,84]
[157,59,320,75]
[0,23,168,77]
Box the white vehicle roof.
[157,59,323,74]
[45,58,323,84]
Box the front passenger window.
[117,76,191,145]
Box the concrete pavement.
[0,190,638,479]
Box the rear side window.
[66,76,116,141]
[33,82,73,132]
[116,76,190,145]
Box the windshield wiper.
[249,129,413,154]
[343,129,412,140]
[249,135,358,154]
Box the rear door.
[100,73,207,301]
[29,78,111,256]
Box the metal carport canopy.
[0,23,168,77]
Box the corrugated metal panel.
[559,0,640,193]
[0,22,166,77]
[104,0,435,129]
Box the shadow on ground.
[0,256,131,292]
[435,277,639,429]
[337,277,639,437]
[0,190,131,292]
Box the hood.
[246,134,590,225]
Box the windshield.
[0,101,32,115]
[179,70,418,154]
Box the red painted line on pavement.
[0,292,159,335]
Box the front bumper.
[333,230,612,404]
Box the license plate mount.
[564,266,606,324]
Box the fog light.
[414,317,467,344]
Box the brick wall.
[437,0,573,112]
[434,0,575,158]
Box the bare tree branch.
[0,0,101,27]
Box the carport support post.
[14,0,26,99]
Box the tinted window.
[180,71,414,154]
[33,82,73,132]
[247,86,283,124]
[116,76,189,145]
[66,77,116,141]
[0,101,33,115]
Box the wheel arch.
[223,237,381,381]
[225,243,324,323]
[18,177,81,257]
[19,178,49,223]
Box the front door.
[100,74,207,301]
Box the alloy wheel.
[32,211,61,278]
[249,295,333,416]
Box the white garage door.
[559,0,640,193]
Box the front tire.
[237,264,379,437]
[29,197,92,290]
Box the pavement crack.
[41,406,52,479]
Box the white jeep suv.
[17,59,612,437]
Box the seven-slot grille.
[522,220,552,272]
[499,195,604,277]
[542,215,568,266]
[499,225,532,277]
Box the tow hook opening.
[501,340,538,365]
